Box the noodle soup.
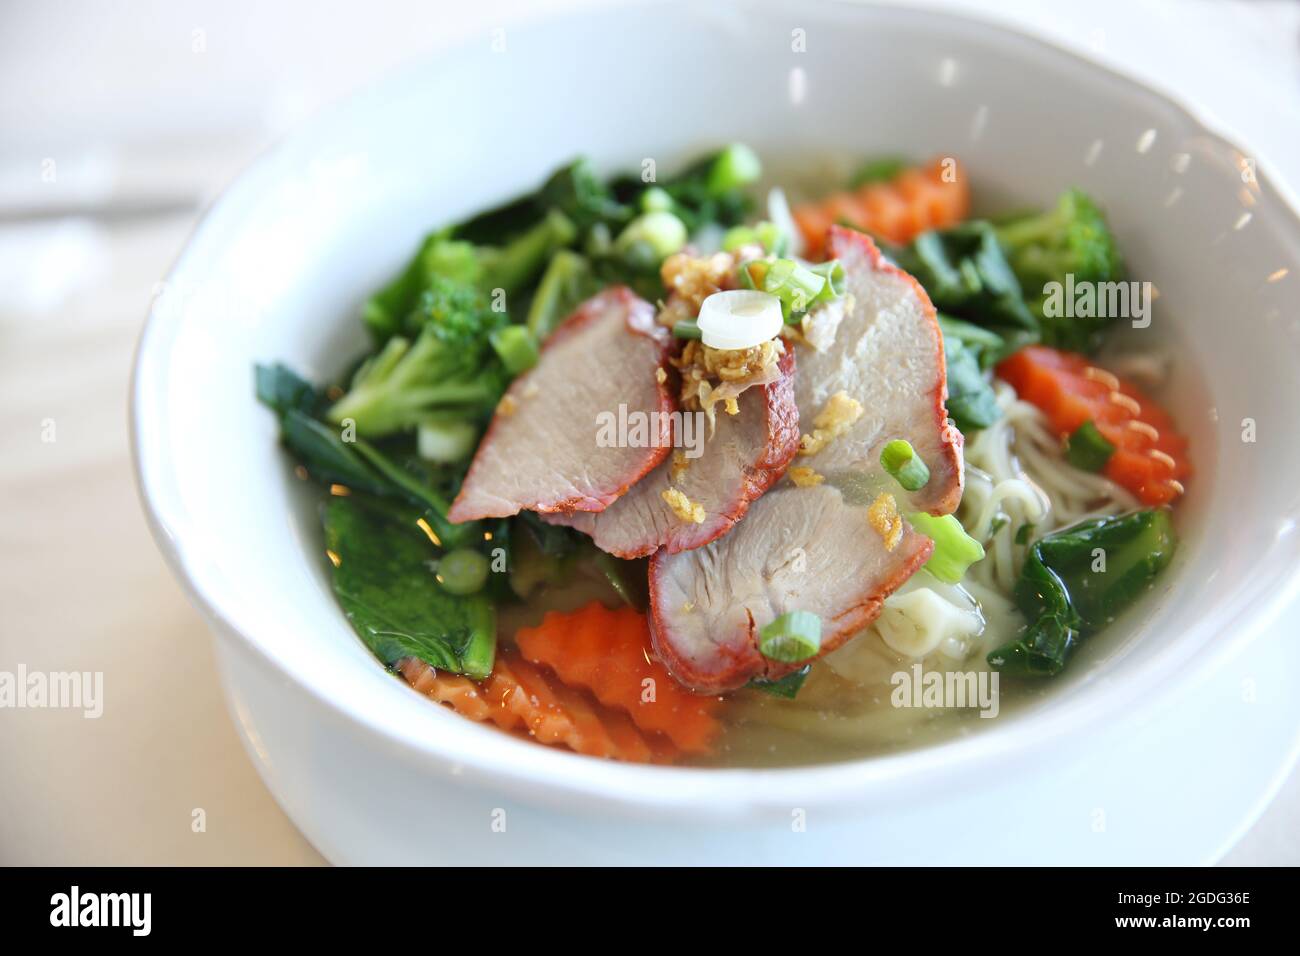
[260,146,1189,767]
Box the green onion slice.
[908,512,985,584]
[1065,420,1116,472]
[762,258,826,320]
[758,610,822,663]
[880,439,930,491]
[436,549,490,595]
[707,143,762,195]
[809,259,845,302]
[672,319,703,339]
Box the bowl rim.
[131,0,1300,817]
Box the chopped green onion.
[640,186,674,213]
[672,319,702,339]
[489,325,539,375]
[747,665,812,699]
[758,610,822,663]
[880,439,931,491]
[722,221,789,256]
[762,257,827,320]
[907,512,985,584]
[706,143,762,195]
[809,259,845,302]
[614,210,688,263]
[1065,420,1116,472]
[416,419,479,463]
[436,549,490,595]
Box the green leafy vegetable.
[595,552,649,610]
[256,363,474,549]
[995,188,1124,353]
[525,249,599,340]
[1065,419,1116,472]
[944,336,1002,433]
[849,156,909,188]
[657,143,759,233]
[323,495,496,678]
[278,409,393,496]
[988,509,1177,676]
[507,512,583,599]
[937,314,1005,370]
[255,363,323,417]
[536,157,631,233]
[892,222,1037,352]
[747,665,812,699]
[908,511,985,584]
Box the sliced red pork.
[448,287,673,523]
[545,349,799,558]
[648,227,964,692]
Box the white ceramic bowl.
[132,0,1300,864]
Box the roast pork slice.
[544,349,799,558]
[648,227,964,692]
[649,485,933,691]
[793,227,963,515]
[448,287,674,523]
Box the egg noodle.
[723,377,1138,762]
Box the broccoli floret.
[996,189,1124,351]
[330,277,508,437]
[400,273,490,338]
[363,211,576,343]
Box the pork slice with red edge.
[448,287,674,523]
[545,348,799,558]
[648,227,964,693]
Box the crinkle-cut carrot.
[996,345,1191,506]
[399,651,675,763]
[515,602,721,754]
[398,657,494,721]
[793,158,970,259]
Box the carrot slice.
[515,602,721,754]
[996,345,1190,506]
[399,649,676,763]
[793,158,970,258]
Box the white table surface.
[1,0,1297,865]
